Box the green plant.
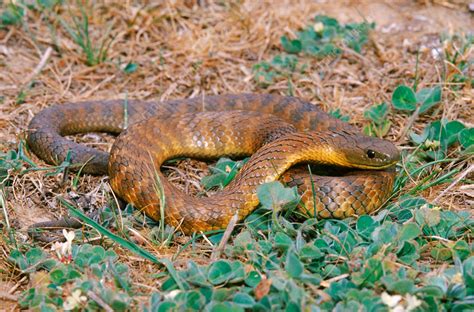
[440,33,473,89]
[410,119,473,159]
[280,15,374,56]
[363,102,391,137]
[58,6,113,66]
[392,85,442,114]
[0,3,24,28]
[201,157,248,190]
[12,243,133,311]
[9,247,57,273]
[253,54,306,94]
[391,83,443,140]
[329,108,350,122]
[253,15,374,93]
[144,207,472,310]
[0,142,36,187]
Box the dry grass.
[0,0,472,306]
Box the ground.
[0,0,472,310]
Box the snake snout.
[342,135,400,169]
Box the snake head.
[334,132,400,169]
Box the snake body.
[27,94,399,233]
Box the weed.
[58,5,113,66]
[328,108,350,123]
[363,102,392,137]
[280,15,374,56]
[0,142,36,187]
[201,157,248,190]
[253,15,374,94]
[11,242,133,310]
[253,54,306,94]
[0,3,24,28]
[440,33,473,88]
[392,84,442,114]
[410,119,473,159]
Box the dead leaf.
[254,277,271,301]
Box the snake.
[27,94,399,234]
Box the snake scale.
[27,94,399,233]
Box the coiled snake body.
[27,94,399,233]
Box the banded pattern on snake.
[27,94,399,233]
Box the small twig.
[397,106,420,142]
[122,94,129,129]
[432,163,474,204]
[108,184,124,233]
[210,213,239,261]
[0,291,18,302]
[82,74,116,98]
[8,276,27,295]
[21,46,53,86]
[320,274,350,288]
[0,189,11,232]
[425,235,452,243]
[201,233,214,247]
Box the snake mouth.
[305,163,397,177]
[352,161,399,170]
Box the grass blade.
[59,197,186,290]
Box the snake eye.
[367,150,376,159]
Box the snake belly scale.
[27,94,400,233]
